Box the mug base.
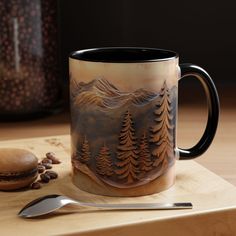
[72,165,175,197]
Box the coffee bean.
[46,152,61,164]
[42,158,52,164]
[45,170,58,179]
[46,152,55,159]
[31,182,41,189]
[42,163,52,169]
[51,159,61,164]
[37,164,46,173]
[40,173,50,183]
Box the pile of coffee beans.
[31,152,61,190]
[0,0,61,115]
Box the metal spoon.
[18,194,193,218]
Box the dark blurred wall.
[59,0,236,104]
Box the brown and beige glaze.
[70,58,179,196]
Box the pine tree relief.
[79,136,91,164]
[139,132,152,172]
[150,81,174,167]
[72,151,80,161]
[115,110,139,184]
[96,143,113,176]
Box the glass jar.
[0,0,62,120]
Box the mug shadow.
[175,173,187,182]
[57,172,117,202]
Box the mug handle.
[178,63,220,160]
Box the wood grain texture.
[0,135,236,235]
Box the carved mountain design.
[72,78,158,109]
[71,77,177,189]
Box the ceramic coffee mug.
[69,47,219,197]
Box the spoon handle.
[76,201,193,210]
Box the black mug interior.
[70,47,178,63]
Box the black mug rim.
[69,47,178,63]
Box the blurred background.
[60,0,235,107]
[1,0,235,119]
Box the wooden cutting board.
[0,135,236,236]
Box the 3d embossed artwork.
[70,58,178,196]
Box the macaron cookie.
[0,148,38,191]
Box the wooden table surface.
[1,135,236,236]
[0,105,235,187]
